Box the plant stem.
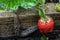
[41,34,47,40]
[38,8,46,19]
[35,4,47,19]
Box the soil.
[16,7,39,29]
[0,11,15,37]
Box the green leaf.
[0,0,45,11]
[38,0,45,4]
[20,0,38,9]
[0,0,22,11]
[41,35,47,40]
[0,0,7,10]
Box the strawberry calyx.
[40,16,50,23]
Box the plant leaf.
[20,0,38,9]
[38,0,45,4]
[0,0,22,11]
[0,0,45,11]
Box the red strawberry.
[38,17,54,34]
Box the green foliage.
[20,0,38,9]
[41,35,47,40]
[0,0,45,11]
[38,0,45,4]
[55,3,60,12]
[0,0,22,11]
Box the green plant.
[55,3,60,12]
[0,0,22,11]
[0,0,45,11]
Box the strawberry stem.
[41,34,48,40]
[38,8,46,19]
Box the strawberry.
[38,17,54,34]
[37,8,54,34]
